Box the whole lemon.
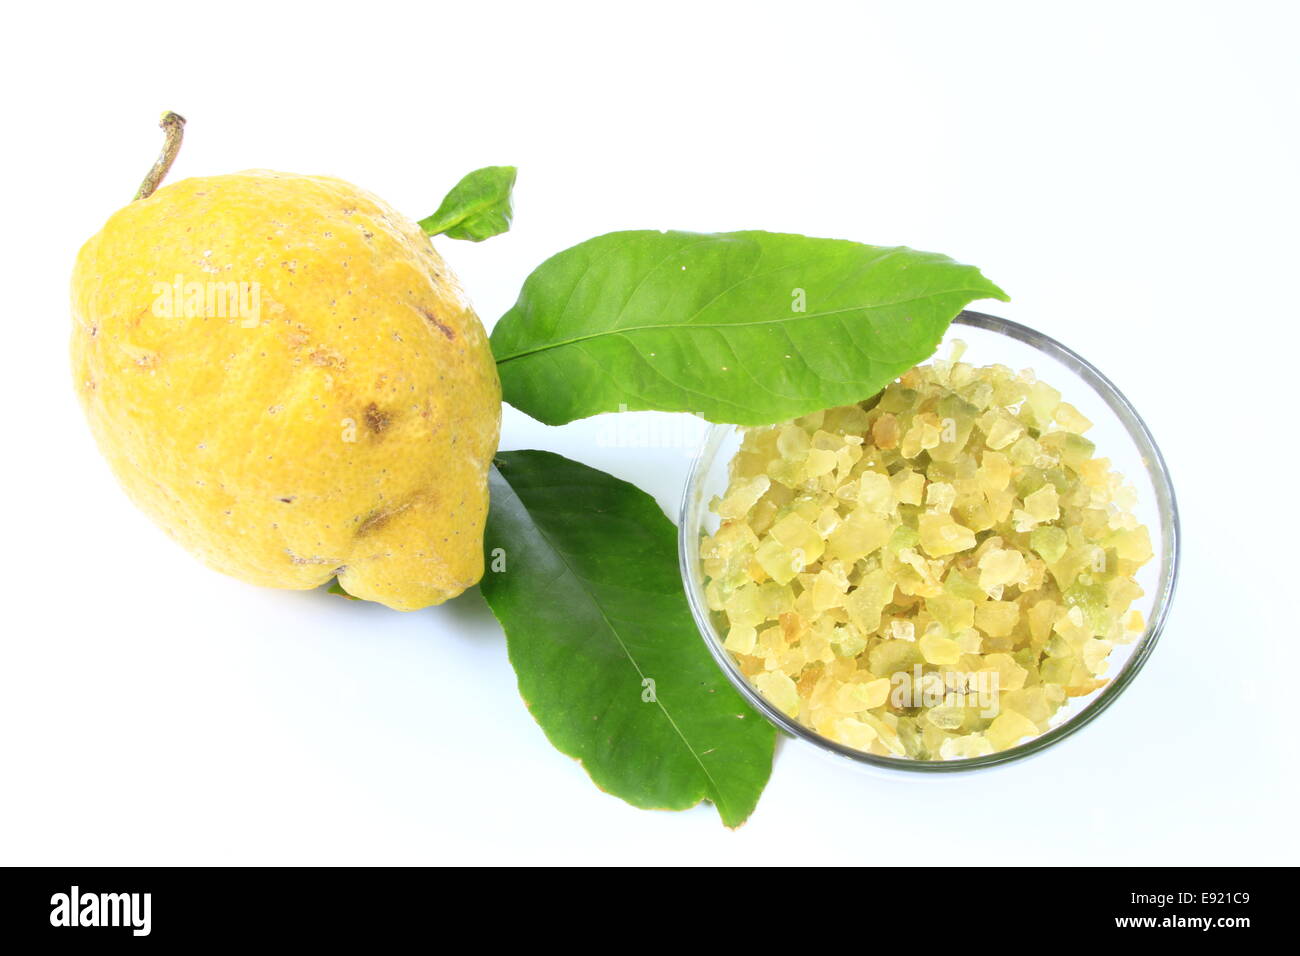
[71,170,501,610]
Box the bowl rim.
[677,310,1181,772]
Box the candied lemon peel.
[72,171,502,610]
[701,345,1153,760]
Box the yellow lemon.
[71,170,501,610]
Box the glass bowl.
[678,311,1180,772]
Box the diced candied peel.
[833,717,878,750]
[724,624,757,654]
[753,671,799,717]
[978,547,1026,590]
[919,631,962,666]
[833,679,889,714]
[826,509,892,564]
[872,413,900,450]
[1054,402,1093,433]
[717,475,771,520]
[700,356,1154,761]
[986,709,1040,750]
[1023,484,1061,522]
[918,513,977,557]
[984,417,1023,450]
[981,652,1028,691]
[891,469,925,506]
[974,600,1020,638]
[889,619,916,642]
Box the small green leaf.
[419,166,516,241]
[491,230,1007,426]
[480,450,775,827]
[326,579,360,600]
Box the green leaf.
[419,166,516,241]
[480,450,775,827]
[491,230,1007,426]
[326,578,360,600]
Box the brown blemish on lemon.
[364,402,391,434]
[422,308,456,341]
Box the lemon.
[71,170,501,610]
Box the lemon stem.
[134,111,187,201]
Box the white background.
[2,1,1295,865]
